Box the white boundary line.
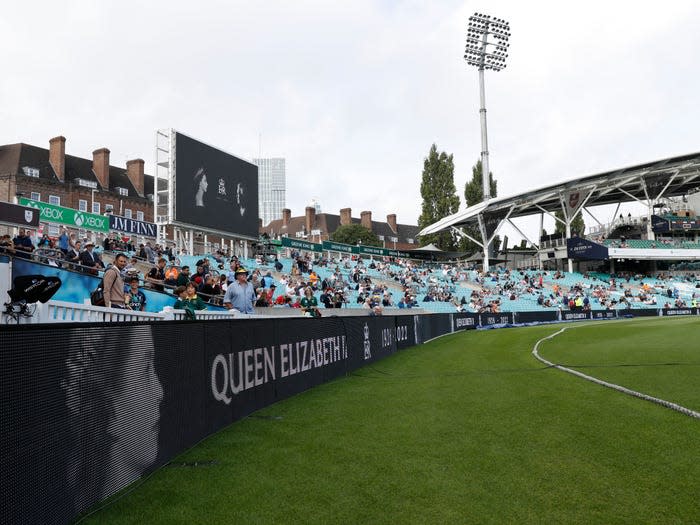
[532,327,700,420]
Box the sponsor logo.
[211,336,348,404]
[455,317,475,328]
[24,210,33,223]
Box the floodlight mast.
[465,13,510,270]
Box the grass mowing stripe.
[81,324,700,524]
[532,324,700,420]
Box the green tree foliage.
[459,159,498,253]
[555,210,586,236]
[417,144,460,250]
[330,223,382,247]
[464,159,497,207]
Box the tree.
[417,144,460,250]
[554,210,585,236]
[458,159,498,253]
[464,159,497,207]
[330,224,382,247]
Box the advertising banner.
[660,307,697,317]
[322,240,358,254]
[174,132,259,238]
[19,198,109,232]
[515,311,558,324]
[281,236,322,252]
[0,201,40,228]
[109,215,157,238]
[453,312,479,331]
[566,237,609,260]
[479,312,513,326]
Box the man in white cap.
[223,267,256,313]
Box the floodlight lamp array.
[465,12,510,71]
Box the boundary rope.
[532,327,700,420]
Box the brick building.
[0,135,153,239]
[262,207,420,250]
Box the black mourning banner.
[174,132,259,238]
[7,310,675,525]
[0,201,40,228]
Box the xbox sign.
[19,198,109,233]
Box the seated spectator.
[199,275,219,302]
[0,234,15,255]
[369,305,383,316]
[164,265,180,287]
[146,258,167,291]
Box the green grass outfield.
[82,317,700,525]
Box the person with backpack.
[103,253,127,309]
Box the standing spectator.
[79,241,104,275]
[144,242,155,264]
[125,277,147,311]
[57,228,70,255]
[223,268,256,313]
[65,241,81,268]
[103,253,127,309]
[176,266,192,287]
[146,258,167,291]
[300,286,320,317]
[319,288,333,309]
[12,230,34,259]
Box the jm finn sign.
[109,215,157,238]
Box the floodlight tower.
[465,13,510,201]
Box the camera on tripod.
[3,275,62,322]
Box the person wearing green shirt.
[300,286,321,317]
[173,283,207,318]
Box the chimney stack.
[92,148,110,189]
[340,207,352,226]
[49,136,66,182]
[361,211,372,230]
[387,214,397,233]
[282,208,291,228]
[126,158,145,197]
[305,206,316,234]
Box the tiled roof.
[262,212,419,244]
[0,142,154,199]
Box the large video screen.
[175,132,258,238]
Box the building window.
[48,225,59,236]
[116,187,129,196]
[406,238,414,244]
[92,202,100,214]
[378,235,385,241]
[30,192,40,201]
[78,199,87,212]
[22,167,40,178]
[49,195,60,206]
[136,210,144,221]
[124,209,132,219]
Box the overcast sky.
[2,0,699,242]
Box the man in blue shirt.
[223,268,256,313]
